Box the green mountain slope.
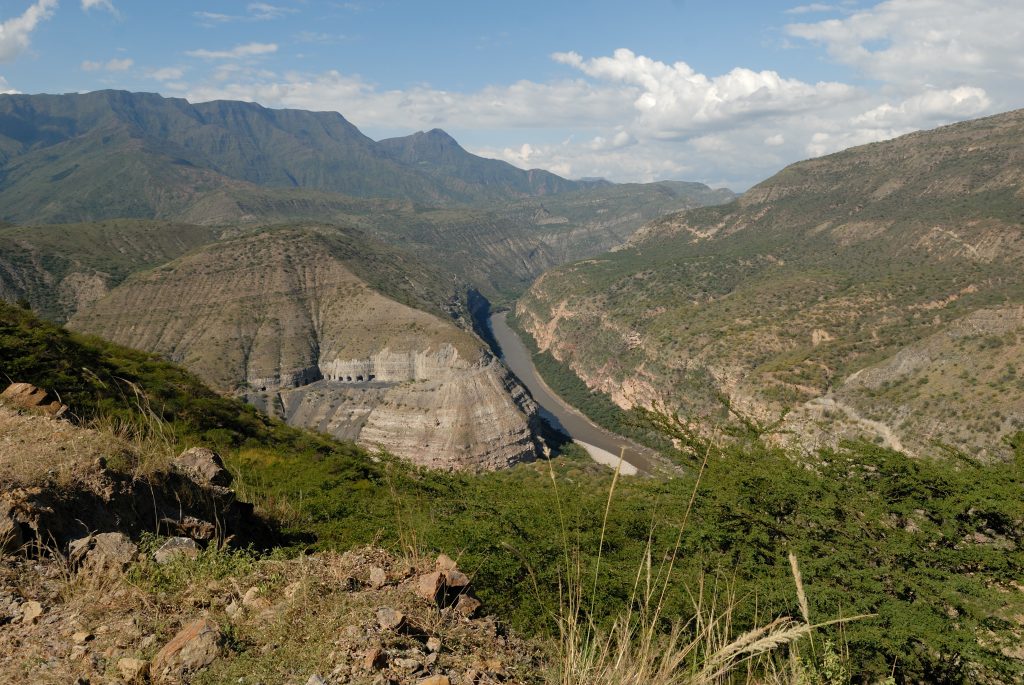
[0,90,607,222]
[0,219,221,322]
[378,128,609,196]
[516,108,1024,459]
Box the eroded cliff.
[70,227,543,470]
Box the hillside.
[2,303,1022,682]
[67,226,544,470]
[0,219,221,322]
[0,90,608,222]
[516,108,1024,459]
[238,180,734,300]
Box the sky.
[0,1,1022,190]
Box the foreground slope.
[69,227,543,470]
[517,109,1024,458]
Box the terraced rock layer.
[70,227,543,470]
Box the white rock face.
[264,348,543,471]
[321,345,462,383]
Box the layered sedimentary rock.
[70,227,542,470]
[260,350,542,471]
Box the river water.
[488,312,658,475]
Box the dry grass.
[0,405,108,486]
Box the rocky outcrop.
[0,409,276,550]
[0,382,67,417]
[152,618,222,683]
[71,228,544,470]
[264,349,542,471]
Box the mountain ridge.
[516,107,1024,459]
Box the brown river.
[487,312,659,475]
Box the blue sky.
[2,1,1022,189]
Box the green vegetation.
[3,304,1021,682]
[504,309,672,451]
[517,108,1024,458]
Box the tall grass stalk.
[551,412,869,685]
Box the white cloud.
[194,3,295,25]
[785,3,836,14]
[0,75,18,93]
[247,3,295,20]
[186,43,278,60]
[786,0,1024,98]
[0,0,57,63]
[852,86,990,128]
[551,48,855,140]
[149,66,184,81]
[166,1,1024,189]
[81,0,116,12]
[81,57,132,72]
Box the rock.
[22,600,43,624]
[435,554,458,573]
[172,447,232,488]
[306,675,327,685]
[153,537,199,564]
[175,515,216,541]
[394,657,422,672]
[117,657,150,683]
[75,532,138,578]
[376,607,405,631]
[417,571,445,602]
[444,569,470,590]
[151,618,220,682]
[72,630,94,644]
[418,676,451,685]
[455,595,481,618]
[364,646,385,670]
[369,566,387,589]
[242,586,271,611]
[0,504,24,552]
[0,382,67,417]
[426,636,442,653]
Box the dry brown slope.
[70,227,543,471]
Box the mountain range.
[516,108,1024,460]
[0,90,734,468]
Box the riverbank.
[488,311,661,476]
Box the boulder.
[117,658,149,683]
[376,607,406,631]
[455,595,481,618]
[172,447,232,488]
[154,537,200,564]
[72,532,138,578]
[368,565,387,589]
[435,553,458,573]
[444,569,470,590]
[417,571,445,602]
[21,600,43,624]
[418,676,451,685]
[151,618,221,682]
[0,382,67,417]
[363,646,385,670]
